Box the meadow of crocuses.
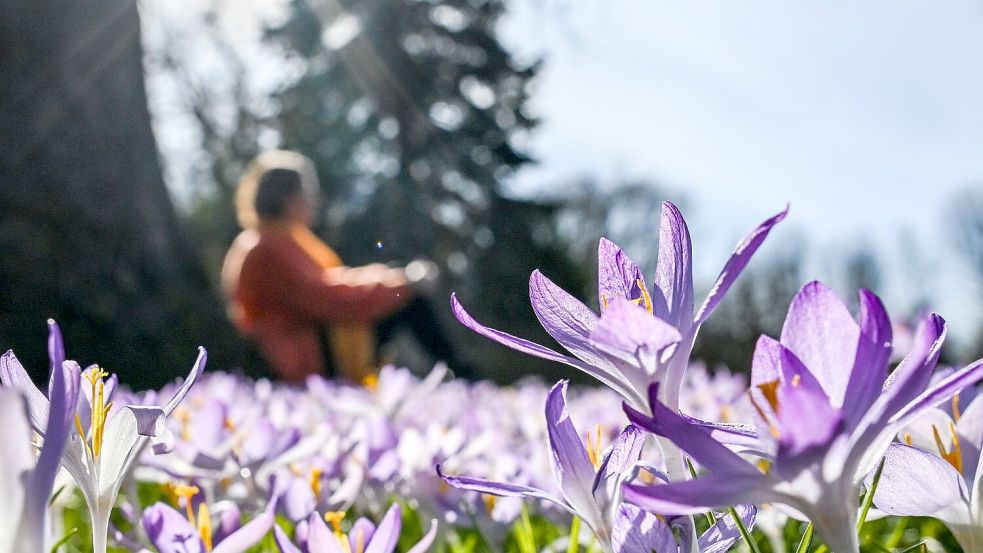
[3,202,982,553]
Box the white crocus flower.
[0,324,206,553]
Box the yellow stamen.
[324,511,346,535]
[173,408,192,442]
[748,381,781,439]
[224,417,236,432]
[482,494,497,514]
[585,424,603,469]
[78,368,113,458]
[757,381,780,411]
[361,373,378,390]
[932,423,964,474]
[903,432,913,446]
[953,393,962,423]
[173,484,201,525]
[310,467,323,498]
[74,415,93,457]
[601,293,609,310]
[197,503,213,552]
[637,279,653,314]
[719,404,733,423]
[756,459,772,474]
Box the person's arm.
[241,243,411,324]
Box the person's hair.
[235,150,320,228]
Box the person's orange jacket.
[222,224,409,381]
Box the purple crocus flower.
[0,321,207,553]
[451,201,786,413]
[142,500,274,553]
[623,282,983,553]
[272,503,438,553]
[868,391,983,551]
[0,321,81,552]
[437,380,753,553]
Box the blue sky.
[145,0,983,350]
[499,1,983,350]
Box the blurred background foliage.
[2,0,982,388]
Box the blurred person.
[222,150,466,382]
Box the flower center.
[74,368,113,458]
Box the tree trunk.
[0,0,244,388]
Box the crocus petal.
[779,281,859,407]
[590,298,681,359]
[679,415,761,453]
[364,503,401,553]
[212,510,275,553]
[163,347,207,416]
[751,335,824,394]
[750,335,825,437]
[406,518,439,553]
[282,477,317,521]
[870,443,969,521]
[693,205,787,326]
[597,238,656,313]
[624,386,754,476]
[593,425,645,523]
[774,384,843,476]
[0,391,34,552]
[22,357,81,544]
[348,518,377,553]
[190,400,228,449]
[595,424,644,484]
[624,473,774,516]
[529,271,605,365]
[306,513,346,553]
[450,294,640,403]
[699,504,757,553]
[890,358,983,428]
[125,405,165,437]
[879,314,947,418]
[0,351,49,433]
[142,502,206,553]
[273,525,303,553]
[611,504,676,553]
[97,407,159,498]
[653,201,694,330]
[847,314,949,478]
[546,381,603,520]
[212,502,242,545]
[841,290,893,428]
[46,319,65,393]
[957,395,983,483]
[241,419,276,466]
[436,465,565,507]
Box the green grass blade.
[795,522,814,553]
[727,506,762,553]
[567,516,581,553]
[858,456,887,533]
